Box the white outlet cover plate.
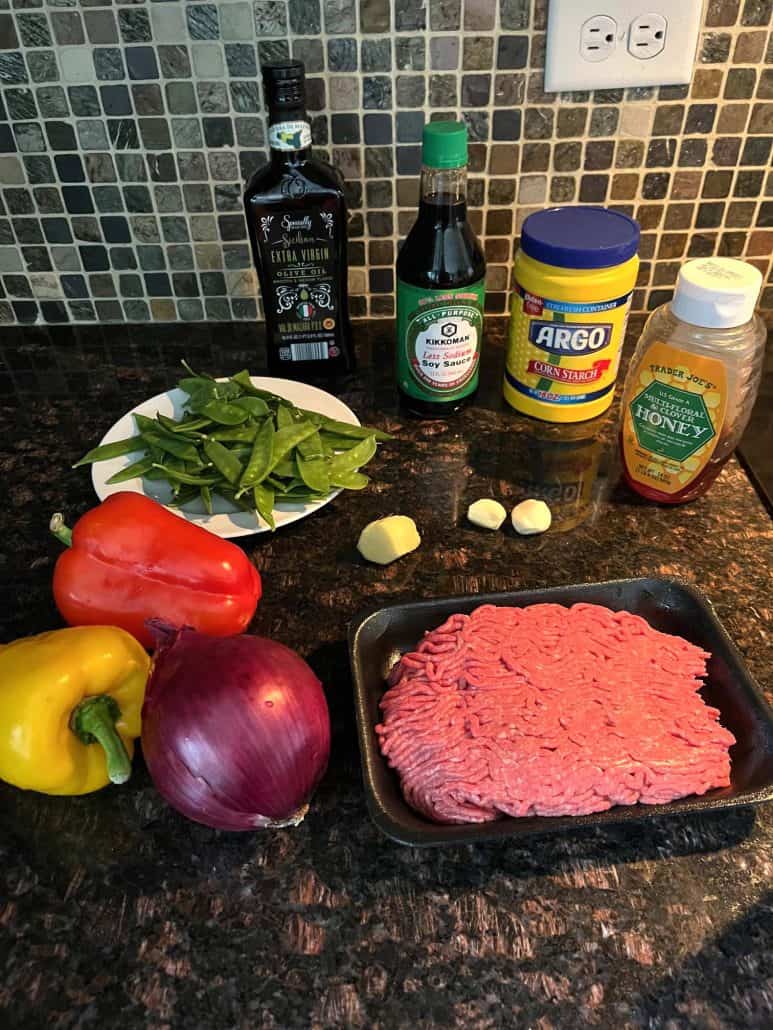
[544,0,703,93]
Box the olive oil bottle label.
[622,340,727,495]
[268,120,312,151]
[396,278,485,402]
[256,206,339,362]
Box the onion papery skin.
[141,625,331,830]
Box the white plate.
[91,376,361,538]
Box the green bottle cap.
[421,121,468,169]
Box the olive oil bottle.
[244,61,354,377]
[396,121,486,417]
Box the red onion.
[141,623,330,830]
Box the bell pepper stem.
[70,695,132,785]
[50,512,73,548]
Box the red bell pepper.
[50,493,262,649]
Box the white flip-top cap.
[670,257,762,329]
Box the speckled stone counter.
[1,320,771,1030]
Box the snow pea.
[328,434,377,475]
[276,404,295,430]
[330,470,369,490]
[153,465,221,486]
[318,432,363,452]
[233,396,270,417]
[238,417,274,492]
[199,398,250,426]
[169,486,200,508]
[157,413,210,437]
[203,439,244,485]
[209,424,259,443]
[252,483,276,530]
[140,430,200,463]
[297,453,329,495]
[106,456,155,484]
[73,435,142,467]
[268,421,319,471]
[297,428,324,460]
[308,413,392,442]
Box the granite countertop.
[1,320,772,1030]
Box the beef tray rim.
[348,577,773,847]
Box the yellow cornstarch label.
[622,340,727,496]
[504,282,633,420]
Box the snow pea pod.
[308,413,392,442]
[328,434,377,475]
[265,474,293,493]
[179,377,216,399]
[238,417,274,492]
[218,487,255,513]
[209,424,259,443]
[199,398,250,426]
[277,489,329,503]
[140,430,200,463]
[157,413,210,437]
[153,465,221,486]
[297,428,324,460]
[169,486,200,507]
[318,432,363,452]
[203,439,244,485]
[106,455,155,484]
[268,421,319,471]
[200,485,213,515]
[276,403,295,430]
[271,456,297,478]
[73,435,142,467]
[234,396,270,417]
[330,470,369,490]
[252,483,275,530]
[297,453,329,495]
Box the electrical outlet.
[628,13,667,59]
[581,15,618,63]
[545,0,702,93]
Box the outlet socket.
[545,0,702,92]
[581,15,618,62]
[628,13,667,59]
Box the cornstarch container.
[504,206,640,423]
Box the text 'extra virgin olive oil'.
[396,121,486,417]
[244,61,354,378]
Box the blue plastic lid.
[520,206,640,270]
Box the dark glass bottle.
[244,61,353,377]
[396,122,486,417]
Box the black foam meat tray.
[348,578,773,847]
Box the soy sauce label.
[397,278,485,401]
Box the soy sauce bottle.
[396,121,486,417]
[244,61,354,377]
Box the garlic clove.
[511,499,552,535]
[467,498,507,531]
[357,515,421,564]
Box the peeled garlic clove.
[511,499,552,535]
[467,498,507,531]
[357,515,421,565]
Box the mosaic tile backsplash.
[0,0,771,326]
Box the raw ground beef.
[376,603,735,823]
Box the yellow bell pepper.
[0,625,150,795]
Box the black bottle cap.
[262,61,306,109]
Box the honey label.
[622,340,727,495]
